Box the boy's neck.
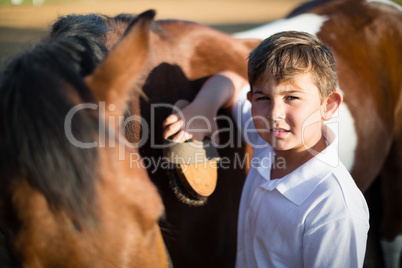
[271,136,328,180]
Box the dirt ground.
[0,0,304,62]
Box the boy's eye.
[285,96,299,101]
[256,96,270,101]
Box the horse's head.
[0,10,168,267]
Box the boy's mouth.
[270,128,290,138]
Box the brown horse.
[0,10,169,267]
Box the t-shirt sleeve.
[231,84,261,147]
[303,216,369,267]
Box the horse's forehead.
[100,146,164,218]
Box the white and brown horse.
[234,0,402,266]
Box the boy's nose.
[269,102,285,121]
[273,114,286,121]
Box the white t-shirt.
[232,86,370,268]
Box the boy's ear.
[322,90,343,121]
[247,91,252,102]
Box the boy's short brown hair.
[248,31,338,102]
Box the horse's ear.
[85,10,155,118]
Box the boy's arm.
[303,216,369,267]
[162,71,248,144]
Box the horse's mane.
[0,34,103,222]
[49,13,109,64]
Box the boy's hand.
[162,71,247,145]
[162,102,220,145]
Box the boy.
[163,31,369,267]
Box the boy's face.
[247,72,326,153]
